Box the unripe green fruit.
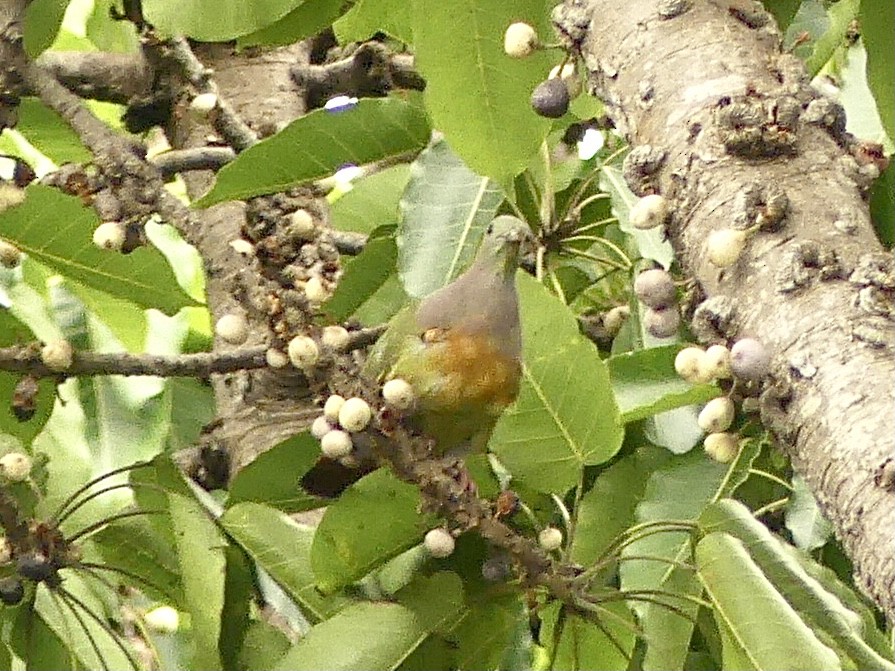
[92,222,126,251]
[538,526,563,551]
[41,339,74,371]
[531,78,570,119]
[311,415,334,440]
[424,528,455,558]
[698,396,735,433]
[0,452,32,482]
[144,605,180,633]
[288,335,319,369]
[338,397,372,432]
[630,194,668,230]
[634,269,677,309]
[215,313,249,345]
[504,22,539,58]
[323,394,346,422]
[265,348,289,368]
[321,325,350,350]
[0,239,22,268]
[289,209,317,240]
[603,305,630,336]
[730,338,770,382]
[702,344,732,380]
[382,378,415,410]
[305,276,329,304]
[675,346,707,383]
[643,306,680,339]
[707,229,747,267]
[704,432,739,463]
[0,577,24,605]
[320,430,353,459]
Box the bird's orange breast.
[422,330,521,415]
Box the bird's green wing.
[362,303,421,381]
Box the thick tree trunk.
[553,0,894,620]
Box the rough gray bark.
[554,0,894,620]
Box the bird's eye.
[486,224,494,235]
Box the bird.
[301,215,530,496]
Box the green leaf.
[15,98,92,164]
[449,592,527,671]
[272,602,431,671]
[784,474,833,551]
[701,499,893,671]
[548,602,636,671]
[0,310,56,443]
[490,274,624,494]
[861,0,895,143]
[91,517,185,607]
[23,0,68,57]
[412,0,552,184]
[10,605,78,671]
[353,271,408,325]
[608,346,719,423]
[63,278,147,352]
[334,0,413,43]
[619,451,726,671]
[805,0,859,77]
[198,98,430,206]
[324,234,399,321]
[220,545,253,671]
[238,0,348,47]
[227,433,323,513]
[765,0,802,32]
[144,0,306,41]
[696,532,842,671]
[600,163,674,269]
[570,446,670,570]
[870,163,895,246]
[221,502,349,622]
[397,139,504,298]
[395,572,465,633]
[311,469,437,592]
[331,164,410,233]
[169,492,226,670]
[86,0,140,53]
[1,186,195,314]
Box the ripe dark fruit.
[531,78,570,119]
[0,577,24,605]
[17,553,54,583]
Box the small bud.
[323,394,346,422]
[675,346,711,383]
[531,78,570,119]
[41,339,73,371]
[630,194,669,230]
[92,222,126,251]
[215,313,248,345]
[707,229,747,267]
[504,22,539,58]
[424,528,455,558]
[304,276,329,304]
[0,239,22,268]
[548,62,582,98]
[698,397,736,433]
[730,338,770,382]
[287,335,319,369]
[538,526,563,551]
[311,415,334,440]
[189,92,218,117]
[0,452,33,482]
[634,269,677,309]
[338,397,372,432]
[701,344,732,380]
[321,325,350,350]
[0,537,11,563]
[320,430,353,459]
[229,239,254,256]
[144,605,180,634]
[289,209,317,240]
[0,182,26,211]
[265,348,289,368]
[643,306,680,339]
[603,305,630,336]
[704,432,739,463]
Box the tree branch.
[556,0,895,621]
